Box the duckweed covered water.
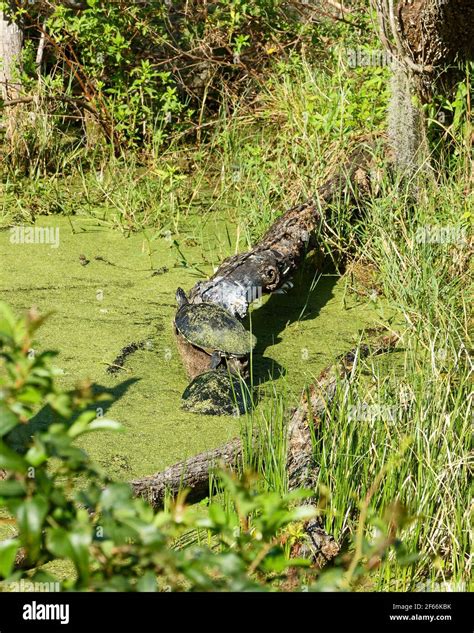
[0,215,390,482]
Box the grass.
[1,37,472,592]
[206,55,472,591]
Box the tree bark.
[0,1,23,143]
[398,0,474,101]
[373,0,474,174]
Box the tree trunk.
[398,0,474,101]
[0,2,23,144]
[373,0,474,175]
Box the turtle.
[181,369,251,416]
[174,287,257,379]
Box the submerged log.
[131,332,398,508]
[186,143,376,319]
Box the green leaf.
[208,504,227,527]
[47,393,72,418]
[0,441,28,473]
[88,419,122,433]
[288,505,318,522]
[68,416,122,439]
[261,552,299,573]
[46,527,71,559]
[0,479,26,497]
[16,496,49,561]
[136,571,157,592]
[25,442,48,467]
[47,527,91,582]
[15,387,44,406]
[214,552,243,575]
[68,528,91,580]
[0,538,20,578]
[0,301,16,341]
[100,483,132,511]
[0,403,18,437]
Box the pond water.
[0,215,387,481]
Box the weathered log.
[131,332,399,509]
[132,438,243,507]
[186,143,375,319]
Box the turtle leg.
[209,351,222,370]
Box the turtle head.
[175,287,189,308]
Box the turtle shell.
[181,370,251,416]
[174,302,256,357]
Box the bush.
[6,0,323,153]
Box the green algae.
[0,214,391,486]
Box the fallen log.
[131,332,399,509]
[132,438,243,507]
[187,142,376,318]
[132,141,390,564]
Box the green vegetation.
[0,0,472,594]
[0,303,429,591]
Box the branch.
[0,94,106,123]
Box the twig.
[35,28,46,76]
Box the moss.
[0,216,390,480]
